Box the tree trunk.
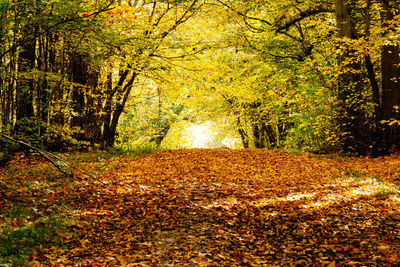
[69,53,87,135]
[83,68,101,146]
[253,124,263,148]
[381,44,400,150]
[15,33,35,138]
[334,0,368,154]
[104,72,137,148]
[264,123,277,148]
[101,68,131,148]
[237,118,249,148]
[380,1,400,152]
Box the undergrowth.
[0,158,72,266]
[0,212,69,265]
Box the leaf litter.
[1,149,400,265]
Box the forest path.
[2,149,400,265]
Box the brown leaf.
[116,255,128,265]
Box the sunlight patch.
[302,177,400,209]
[254,193,316,207]
[339,177,400,196]
[251,177,400,210]
[161,120,242,149]
[187,122,214,148]
[195,197,241,210]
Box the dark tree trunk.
[69,52,88,143]
[253,122,276,149]
[253,124,263,148]
[15,34,35,137]
[101,68,131,148]
[263,124,277,148]
[83,68,101,145]
[364,53,383,156]
[237,118,249,148]
[49,35,65,127]
[381,44,400,150]
[104,72,137,148]
[102,72,114,147]
[379,1,400,152]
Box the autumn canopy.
[0,0,399,156]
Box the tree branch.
[149,45,211,59]
[0,2,116,61]
[217,0,272,26]
[216,0,301,41]
[0,134,95,179]
[275,6,334,33]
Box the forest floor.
[1,149,400,266]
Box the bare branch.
[150,45,211,59]
[0,134,95,179]
[216,0,272,26]
[274,6,334,33]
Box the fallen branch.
[0,133,95,179]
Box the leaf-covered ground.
[1,149,400,266]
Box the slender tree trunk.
[15,32,35,137]
[49,35,65,128]
[237,118,249,148]
[253,124,263,148]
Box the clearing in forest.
[1,149,400,265]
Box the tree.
[198,0,336,151]
[0,0,207,157]
[380,0,400,153]
[333,0,368,153]
[218,0,400,154]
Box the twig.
[0,133,95,179]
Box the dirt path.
[2,149,400,265]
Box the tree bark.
[253,124,263,148]
[237,118,249,148]
[69,52,88,135]
[15,31,35,137]
[380,1,400,151]
[381,44,400,150]
[334,0,368,154]
[104,72,137,148]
